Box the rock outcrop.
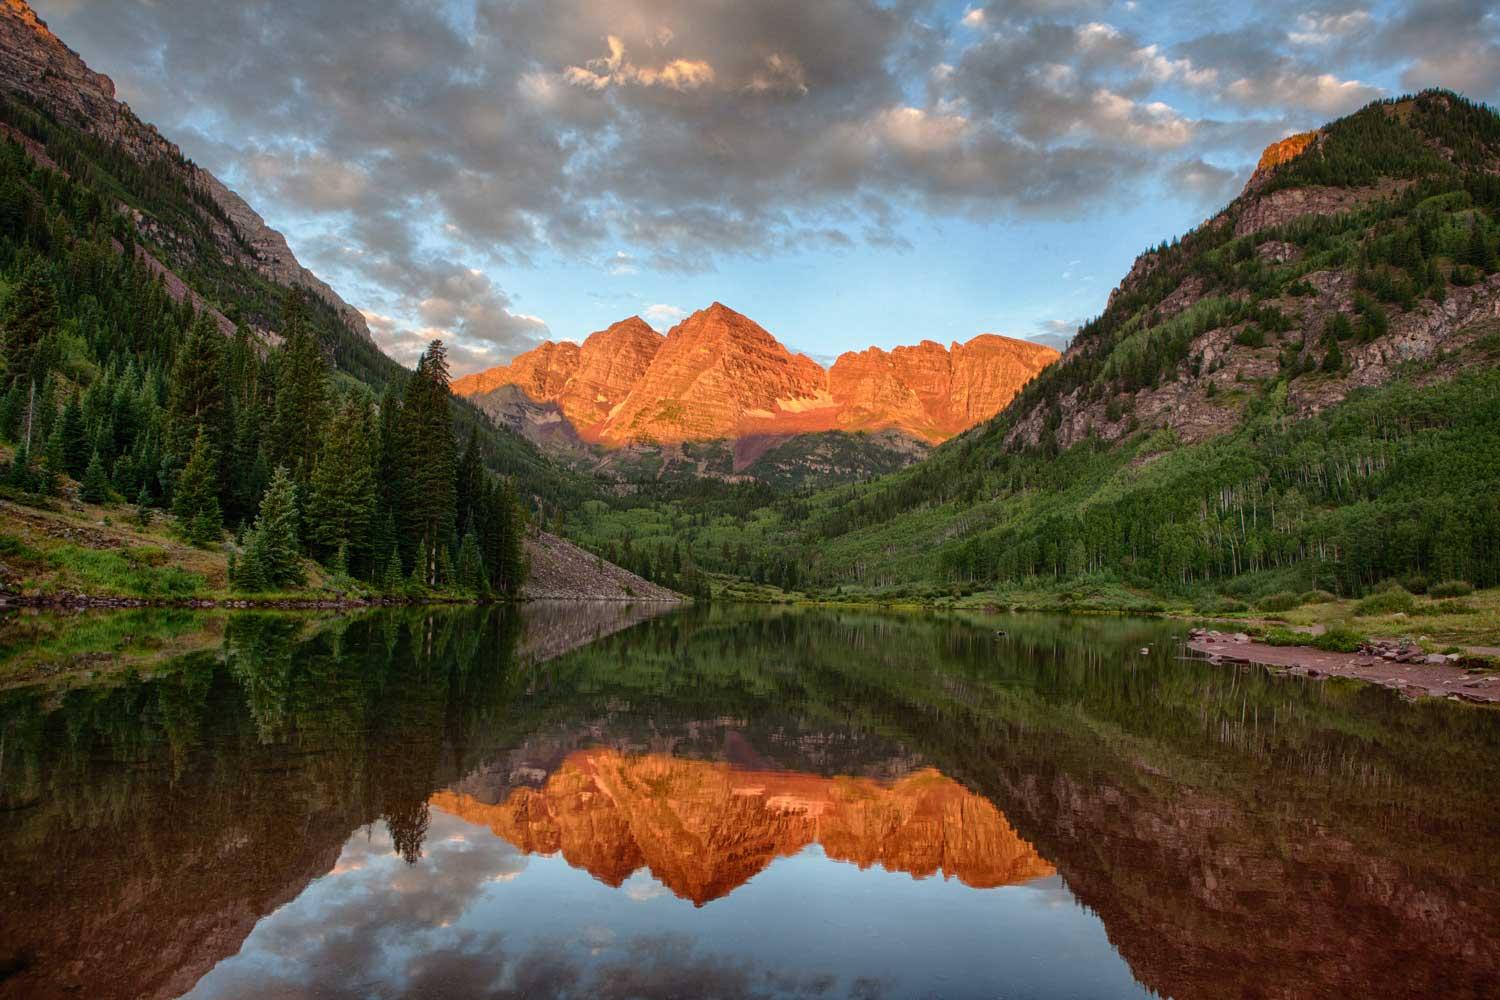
[457,303,1059,447]
[1245,130,1317,189]
[430,749,1053,905]
[0,0,370,341]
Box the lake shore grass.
[0,494,489,609]
[710,574,1500,652]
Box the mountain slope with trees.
[566,92,1500,608]
[0,2,614,602]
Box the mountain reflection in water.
[432,751,1054,905]
[0,603,1497,999]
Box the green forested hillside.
[0,93,557,598]
[563,92,1500,606]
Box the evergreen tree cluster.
[0,107,528,599]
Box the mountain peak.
[457,305,1059,447]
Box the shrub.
[1201,596,1249,614]
[1298,589,1337,604]
[1399,573,1430,594]
[1257,591,1301,612]
[1428,579,1474,598]
[1262,628,1304,647]
[1415,600,1477,616]
[1312,628,1365,653]
[1234,326,1267,348]
[1261,626,1364,653]
[1355,588,1415,616]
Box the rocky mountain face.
[430,748,1053,906]
[1004,91,1500,454]
[452,316,665,431]
[456,302,1058,453]
[0,0,371,341]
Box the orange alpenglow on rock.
[1248,131,1317,187]
[428,749,1055,906]
[452,303,1059,445]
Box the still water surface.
[1,603,1498,999]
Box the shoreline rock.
[1185,629,1499,704]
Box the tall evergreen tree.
[243,466,303,589]
[268,295,329,485]
[57,393,88,477]
[305,396,377,568]
[398,341,456,585]
[165,309,228,463]
[455,524,488,594]
[484,476,526,597]
[80,449,110,504]
[455,427,484,535]
[1,256,58,387]
[173,428,222,545]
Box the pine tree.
[398,341,456,585]
[455,427,484,533]
[1462,221,1493,270]
[173,429,222,545]
[304,396,377,564]
[381,543,405,593]
[455,527,488,594]
[41,418,66,484]
[1,257,58,387]
[58,394,88,477]
[268,296,329,485]
[80,449,110,503]
[484,476,527,597]
[135,485,153,528]
[6,441,34,492]
[233,540,269,592]
[1322,340,1344,373]
[165,310,228,463]
[244,466,303,589]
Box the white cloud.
[1086,90,1193,148]
[1289,11,1373,46]
[642,303,688,329]
[1226,71,1381,114]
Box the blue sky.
[34,0,1500,373]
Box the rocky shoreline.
[1186,629,1500,704]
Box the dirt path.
[1185,634,1500,704]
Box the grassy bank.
[0,493,473,606]
[710,573,1500,651]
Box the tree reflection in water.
[0,604,1496,999]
